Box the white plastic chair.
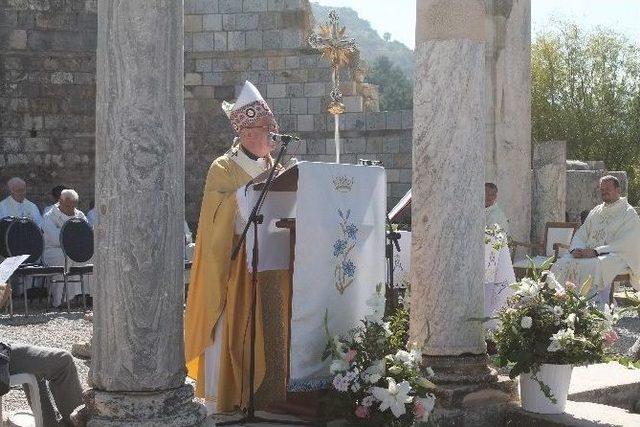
[7,373,44,427]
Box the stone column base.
[83,384,206,427]
[424,354,496,384]
[423,354,517,408]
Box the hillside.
[310,3,414,77]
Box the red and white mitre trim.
[228,99,273,132]
[222,80,274,132]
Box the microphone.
[269,132,300,144]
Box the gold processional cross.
[308,10,360,164]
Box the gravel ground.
[0,306,92,416]
[1,298,639,420]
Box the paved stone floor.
[1,297,639,425]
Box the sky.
[314,0,640,49]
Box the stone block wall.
[566,169,628,222]
[0,0,407,227]
[0,0,97,211]
[183,0,406,227]
[295,112,413,209]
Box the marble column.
[410,0,486,359]
[87,1,205,425]
[484,0,532,245]
[532,141,566,244]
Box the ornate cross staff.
[309,10,360,164]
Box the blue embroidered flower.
[345,224,358,240]
[333,239,347,257]
[342,260,356,278]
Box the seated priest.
[485,182,509,235]
[43,184,67,215]
[0,177,43,228]
[42,189,89,308]
[184,81,277,415]
[551,175,640,305]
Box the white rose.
[520,316,533,329]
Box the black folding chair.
[60,218,94,312]
[5,217,45,317]
[0,216,17,258]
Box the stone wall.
[484,0,532,244]
[0,0,97,211]
[182,0,410,227]
[0,0,406,226]
[1,0,534,236]
[566,168,628,222]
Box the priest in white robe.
[43,184,66,215]
[485,182,509,235]
[551,176,640,305]
[0,177,43,228]
[42,189,89,308]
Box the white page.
[0,255,30,284]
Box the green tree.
[367,56,413,111]
[532,21,640,203]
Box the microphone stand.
[385,215,402,316]
[218,136,311,426]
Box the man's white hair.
[60,189,79,202]
[7,177,25,190]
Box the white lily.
[515,278,541,299]
[371,377,413,418]
[394,350,413,364]
[547,328,575,352]
[408,342,423,365]
[361,359,385,384]
[545,271,564,292]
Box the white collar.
[7,196,26,205]
[228,139,269,179]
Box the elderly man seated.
[0,284,86,425]
[0,177,43,228]
[42,189,89,308]
[43,184,67,216]
[551,175,640,305]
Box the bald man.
[0,177,43,228]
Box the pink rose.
[414,400,425,419]
[604,329,619,345]
[346,349,357,364]
[355,405,369,418]
[565,281,577,291]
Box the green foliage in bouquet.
[322,287,436,426]
[484,224,509,252]
[492,270,622,402]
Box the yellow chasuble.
[185,143,270,411]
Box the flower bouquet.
[492,271,621,413]
[323,286,437,426]
[484,223,508,251]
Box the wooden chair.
[511,222,580,279]
[553,247,633,305]
[609,271,632,304]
